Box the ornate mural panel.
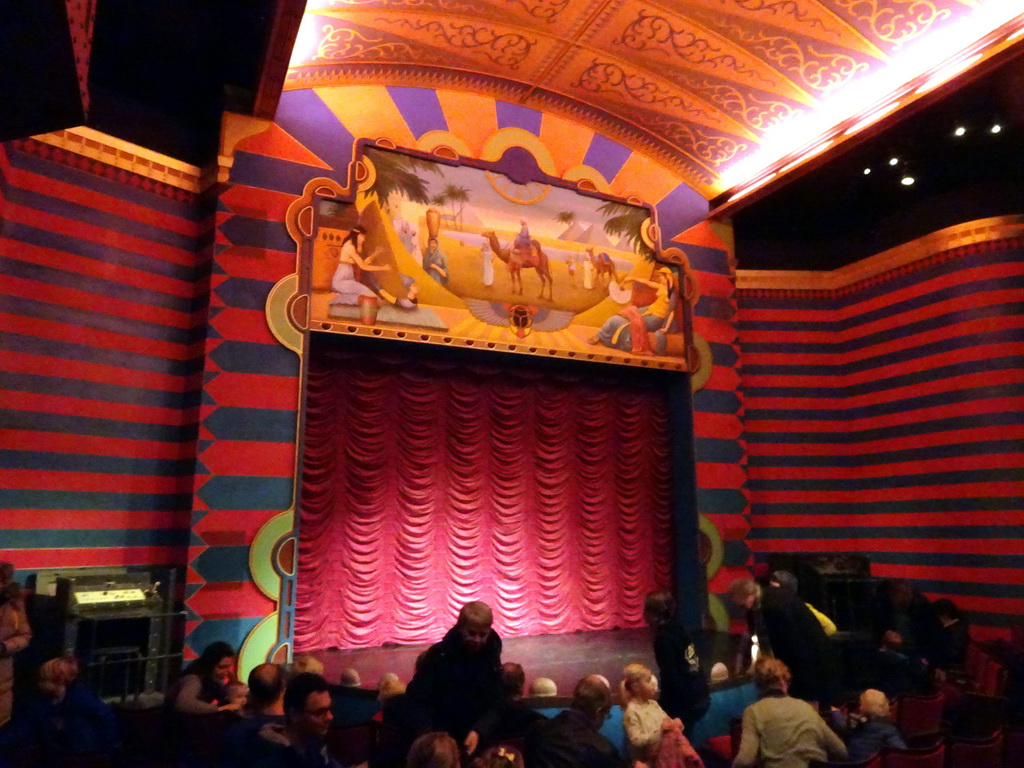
[287,144,700,370]
[287,1,1021,196]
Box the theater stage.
[311,627,738,694]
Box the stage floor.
[311,627,737,695]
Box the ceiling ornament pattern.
[285,0,1023,197]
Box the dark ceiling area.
[731,49,1024,271]
[1,0,274,164]
[3,1,1022,272]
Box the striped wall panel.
[0,138,203,581]
[674,222,751,630]
[737,238,1024,640]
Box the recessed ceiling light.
[991,124,1002,134]
[863,168,871,175]
[889,157,899,166]
[954,126,966,137]
[901,176,915,186]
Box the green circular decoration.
[689,332,713,392]
[238,612,283,680]
[698,513,724,580]
[706,592,730,632]
[266,273,302,354]
[250,508,295,599]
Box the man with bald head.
[220,663,286,768]
[525,676,626,768]
[406,601,504,755]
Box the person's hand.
[218,700,243,712]
[464,731,479,755]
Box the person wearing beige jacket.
[0,561,32,728]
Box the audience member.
[491,662,546,741]
[870,580,944,668]
[620,663,702,768]
[709,664,729,685]
[406,601,504,755]
[524,675,626,768]
[643,591,711,733]
[529,678,558,697]
[253,672,340,768]
[830,689,906,763]
[340,668,361,688]
[406,731,460,768]
[0,561,31,728]
[769,571,837,637]
[872,630,930,699]
[728,579,838,708]
[226,681,250,708]
[932,598,970,668]
[732,658,847,768]
[15,655,119,758]
[290,655,326,679]
[378,672,406,703]
[220,662,287,768]
[172,641,240,713]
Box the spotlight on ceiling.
[889,157,899,166]
[863,168,871,175]
[991,124,1002,134]
[901,175,915,186]
[954,126,967,137]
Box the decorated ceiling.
[285,0,1023,198]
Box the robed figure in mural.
[330,226,391,306]
[589,268,675,356]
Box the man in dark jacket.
[524,676,626,768]
[643,591,710,732]
[406,601,504,755]
[730,579,838,708]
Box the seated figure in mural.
[330,225,391,306]
[588,268,674,356]
[422,238,450,285]
[405,601,504,756]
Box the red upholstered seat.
[879,742,944,768]
[944,730,1002,768]
[1003,726,1024,768]
[894,692,944,740]
[326,720,379,767]
[810,752,882,768]
[979,659,1007,697]
[964,644,986,685]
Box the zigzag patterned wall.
[0,138,205,579]
[673,222,751,629]
[737,236,1024,641]
[185,84,735,660]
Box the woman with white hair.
[835,689,906,762]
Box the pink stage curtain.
[294,345,673,650]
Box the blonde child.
[621,663,703,768]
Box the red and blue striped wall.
[0,137,205,582]
[737,239,1024,640]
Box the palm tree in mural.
[366,148,440,209]
[428,191,450,227]
[443,183,470,230]
[599,200,654,258]
[556,210,576,237]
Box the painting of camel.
[296,145,694,370]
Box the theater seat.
[944,730,1002,768]
[326,721,378,766]
[810,753,881,768]
[894,692,944,740]
[879,742,944,768]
